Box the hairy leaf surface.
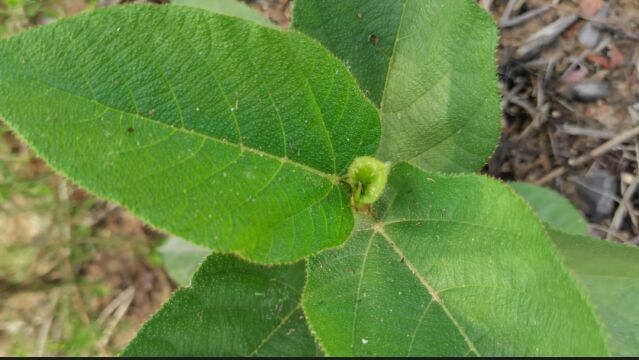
[123,254,321,356]
[0,5,380,263]
[550,230,639,355]
[172,0,274,27]
[303,164,609,356]
[510,182,589,236]
[511,182,639,355]
[293,0,501,173]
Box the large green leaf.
[549,230,639,356]
[303,163,609,356]
[510,182,589,236]
[172,0,274,28]
[0,5,380,263]
[512,183,639,354]
[123,254,321,356]
[293,0,501,173]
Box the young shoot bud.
[347,156,390,206]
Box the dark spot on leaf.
[127,127,135,134]
[368,34,380,45]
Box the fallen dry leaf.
[608,44,625,68]
[587,53,611,68]
[580,0,605,17]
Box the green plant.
[512,182,639,356]
[0,0,637,356]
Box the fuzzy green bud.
[347,156,390,205]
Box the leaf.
[293,0,501,173]
[510,182,589,236]
[158,236,210,286]
[123,254,321,356]
[172,0,275,28]
[0,5,380,263]
[303,163,609,356]
[549,230,639,356]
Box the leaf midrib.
[18,74,337,182]
[377,0,453,163]
[375,0,496,167]
[374,226,481,356]
[378,0,407,115]
[351,231,377,354]
[381,218,520,237]
[248,303,303,356]
[281,35,338,173]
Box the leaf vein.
[351,232,377,354]
[248,304,302,356]
[407,299,435,356]
[375,228,481,356]
[26,76,334,181]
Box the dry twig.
[537,124,639,185]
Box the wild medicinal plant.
[0,0,637,356]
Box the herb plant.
[0,0,637,356]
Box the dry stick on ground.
[569,124,639,167]
[561,124,616,139]
[36,289,60,357]
[500,80,527,112]
[517,103,550,141]
[608,176,639,239]
[515,61,553,141]
[516,14,579,59]
[583,16,639,42]
[500,5,551,28]
[97,286,136,355]
[547,127,562,162]
[590,223,628,242]
[499,0,517,26]
[554,96,578,114]
[503,91,538,118]
[536,124,639,185]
